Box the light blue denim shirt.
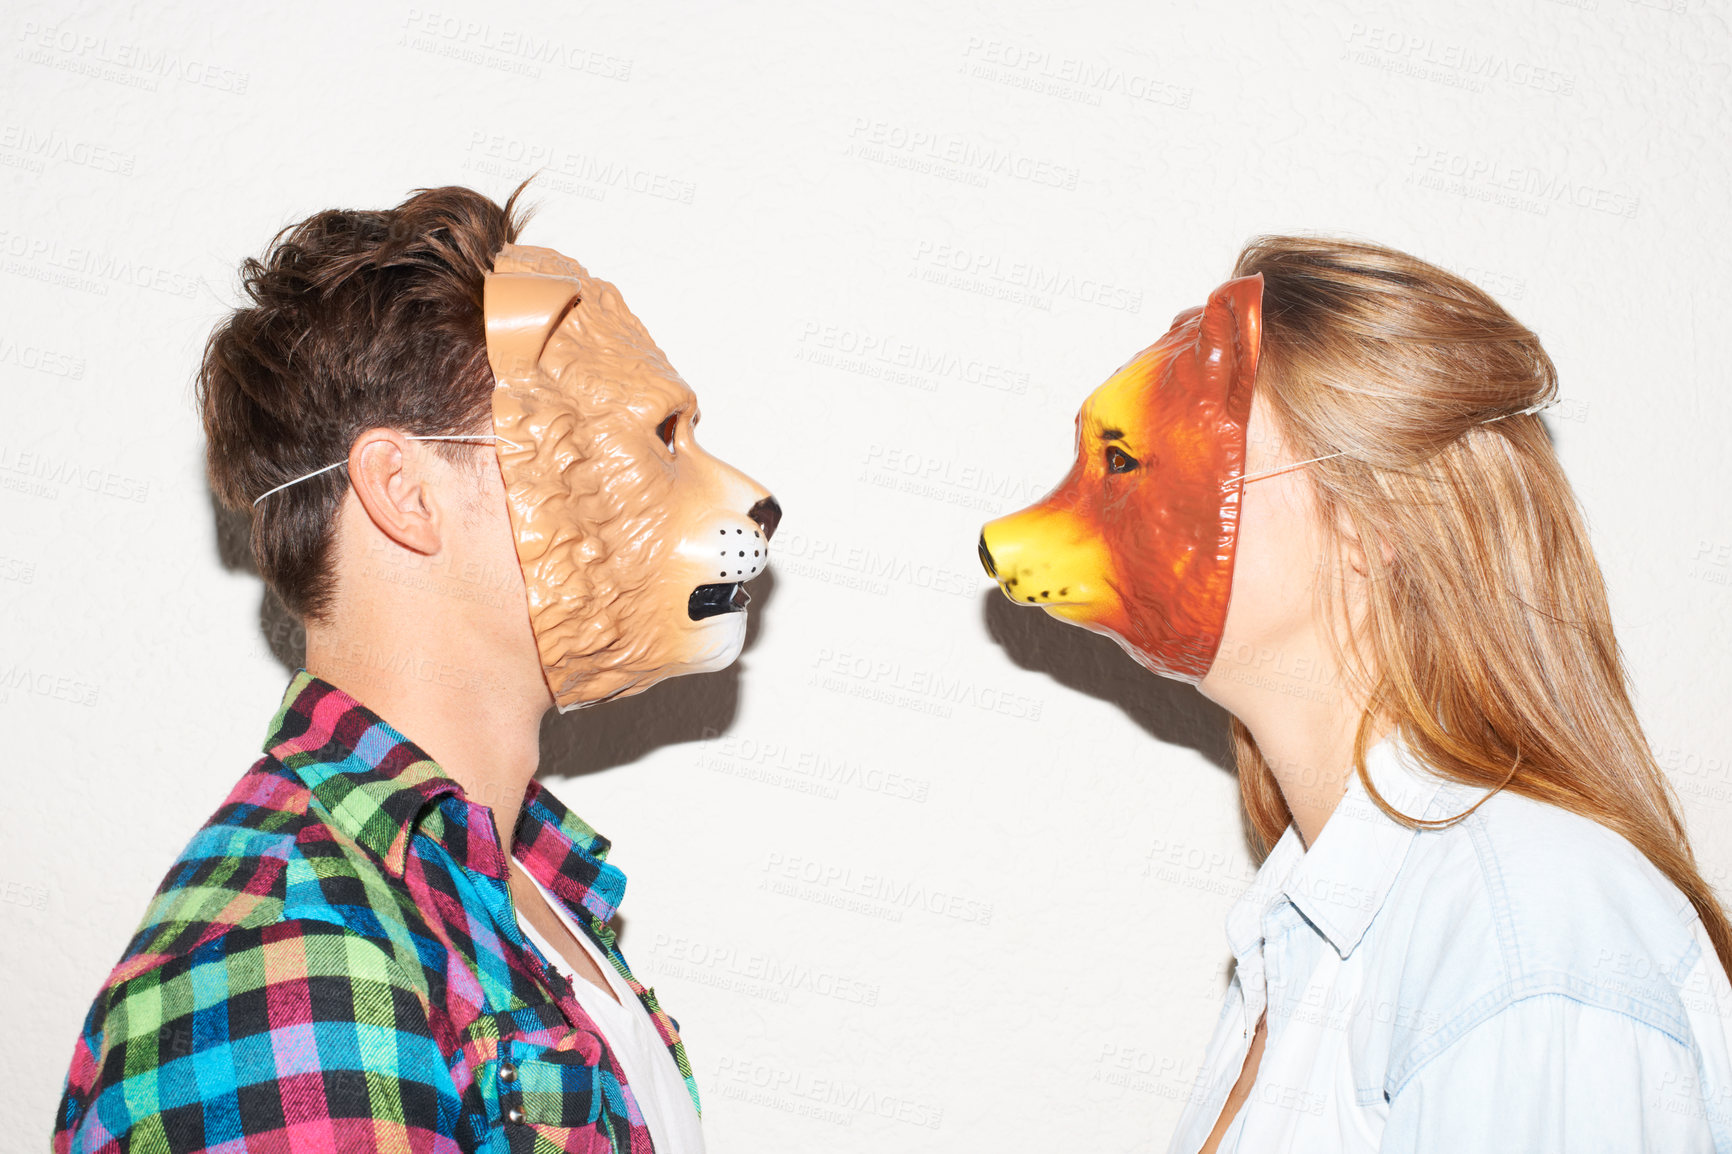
[1166,726,1732,1153]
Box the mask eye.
[1105,445,1138,474]
[656,412,679,452]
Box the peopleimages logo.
[0,229,200,298]
[0,124,135,175]
[464,132,696,204]
[400,10,632,80]
[761,851,996,927]
[17,21,250,93]
[771,528,980,601]
[699,729,933,802]
[0,445,150,503]
[1343,23,1576,95]
[958,36,1194,110]
[0,665,100,707]
[713,1056,944,1130]
[649,933,883,1006]
[809,646,1045,723]
[911,239,1144,313]
[846,118,1081,190]
[1407,145,1640,219]
[0,334,85,379]
[859,442,1052,512]
[798,320,1032,396]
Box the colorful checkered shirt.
[54,670,699,1152]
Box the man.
[54,180,779,1152]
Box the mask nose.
[749,496,782,541]
[978,532,998,578]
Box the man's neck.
[303,621,550,853]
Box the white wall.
[3,1,1728,1150]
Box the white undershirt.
[513,868,705,1154]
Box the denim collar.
[1225,726,1488,961]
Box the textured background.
[3,1,1728,1150]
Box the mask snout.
[979,506,1117,623]
[686,494,777,622]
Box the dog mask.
[485,243,781,710]
[977,274,1262,684]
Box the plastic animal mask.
[977,274,1262,684]
[485,243,781,710]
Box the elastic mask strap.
[251,434,519,507]
[1232,398,1559,488]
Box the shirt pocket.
[467,1000,650,1153]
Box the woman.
[1173,237,1732,1151]
[979,234,1730,1150]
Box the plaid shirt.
[54,671,699,1152]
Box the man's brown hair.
[198,180,536,622]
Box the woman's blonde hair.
[1229,235,1732,979]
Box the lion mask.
[485,243,781,710]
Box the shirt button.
[506,1105,525,1124]
[499,1060,517,1083]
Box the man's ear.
[1335,504,1395,578]
[347,429,444,556]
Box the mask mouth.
[688,581,752,621]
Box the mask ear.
[483,272,583,386]
[1195,273,1264,410]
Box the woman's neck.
[1200,628,1391,850]
[1254,703,1395,850]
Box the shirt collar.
[514,780,627,927]
[264,670,629,923]
[1225,726,1486,962]
[266,670,461,876]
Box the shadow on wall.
[981,585,1258,997]
[979,586,1238,777]
[210,488,776,780]
[211,495,307,665]
[538,567,776,777]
